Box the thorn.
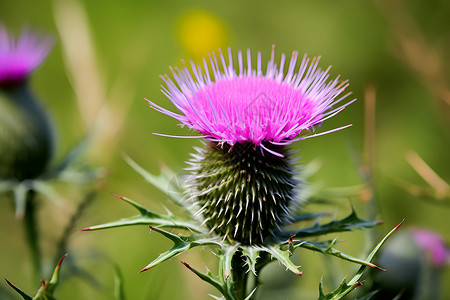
[354,280,365,288]
[181,261,193,271]
[111,193,125,200]
[138,266,152,274]
[78,227,91,231]
[394,219,405,230]
[41,280,46,287]
[372,264,386,272]
[148,226,153,234]
[57,254,68,269]
[4,278,17,290]
[288,234,295,244]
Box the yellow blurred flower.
[177,10,228,60]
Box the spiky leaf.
[139,226,221,272]
[295,239,384,270]
[318,220,404,300]
[265,244,302,276]
[5,254,67,300]
[80,194,202,233]
[289,209,381,238]
[4,279,32,300]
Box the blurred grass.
[1,0,449,299]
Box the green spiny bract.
[186,142,298,245]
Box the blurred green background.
[0,0,449,299]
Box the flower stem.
[231,252,252,300]
[23,189,42,280]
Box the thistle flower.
[148,47,353,245]
[411,228,449,268]
[0,26,54,180]
[0,26,52,87]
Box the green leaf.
[4,279,33,300]
[222,244,239,280]
[6,254,68,300]
[240,246,261,276]
[180,256,257,300]
[181,261,235,300]
[289,209,381,238]
[139,226,221,272]
[123,155,187,209]
[80,194,202,233]
[33,254,68,299]
[264,245,302,276]
[295,239,384,270]
[318,220,404,300]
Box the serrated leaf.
[222,244,239,280]
[181,261,226,297]
[264,245,302,276]
[181,258,256,300]
[139,226,221,272]
[289,209,381,238]
[240,246,261,276]
[295,240,384,270]
[318,220,404,300]
[81,194,202,233]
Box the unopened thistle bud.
[148,47,353,245]
[0,27,54,180]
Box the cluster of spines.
[186,142,298,245]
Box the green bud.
[187,142,297,245]
[0,84,54,180]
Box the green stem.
[231,252,249,300]
[54,190,95,266]
[23,190,42,280]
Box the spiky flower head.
[0,26,54,180]
[149,47,353,245]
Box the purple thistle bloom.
[0,26,53,86]
[149,47,355,244]
[0,26,54,180]
[149,46,354,152]
[411,228,449,268]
